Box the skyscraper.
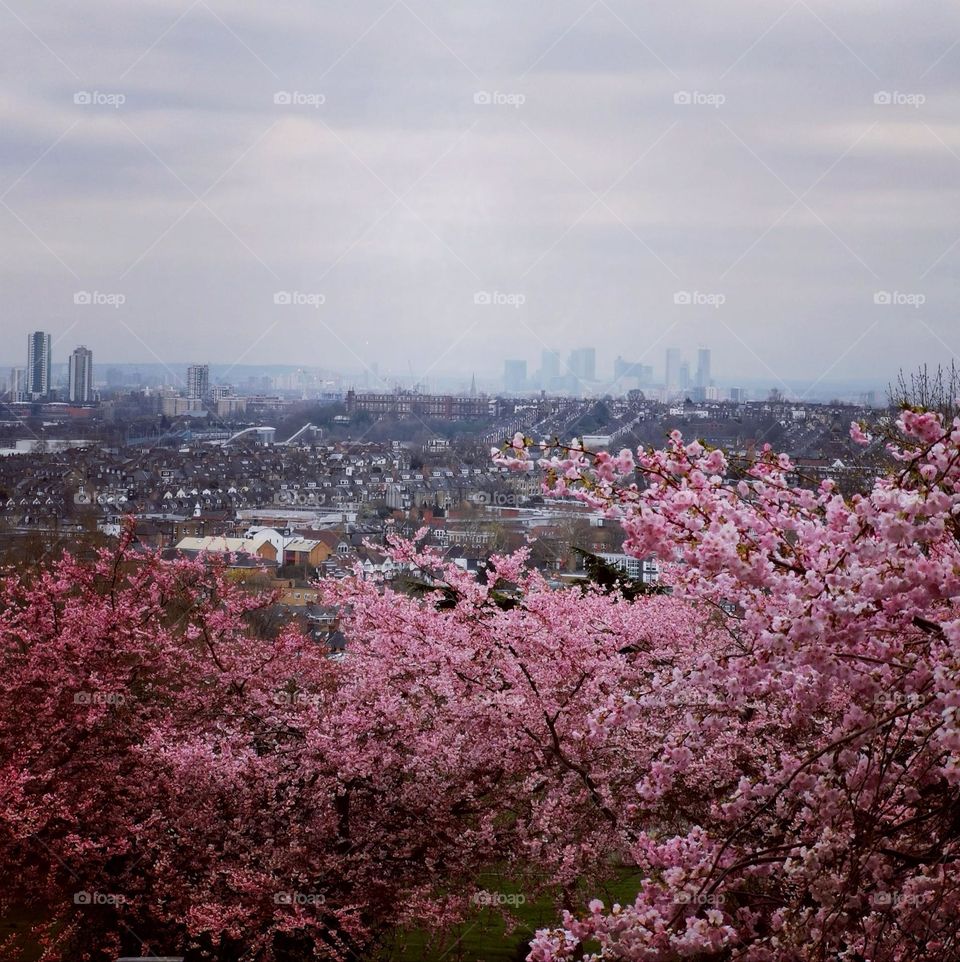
[68,346,94,403]
[186,363,210,399]
[696,348,711,390]
[665,347,682,392]
[540,349,561,386]
[26,331,51,399]
[7,367,25,402]
[503,359,527,394]
[567,347,596,384]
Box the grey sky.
[2,0,960,388]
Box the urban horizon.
[2,330,894,406]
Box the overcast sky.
[2,0,960,390]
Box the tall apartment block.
[27,331,51,399]
[68,345,94,403]
[186,363,210,399]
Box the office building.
[346,390,499,420]
[503,359,528,394]
[186,363,210,399]
[27,331,52,399]
[540,349,561,383]
[696,348,711,390]
[68,346,94,403]
[567,347,596,384]
[665,347,682,392]
[614,356,654,386]
[6,367,25,402]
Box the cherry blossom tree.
[0,525,721,961]
[492,411,960,961]
[0,531,366,961]
[322,538,725,918]
[0,530,549,962]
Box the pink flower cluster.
[502,413,960,961]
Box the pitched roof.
[175,536,265,554]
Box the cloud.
[2,0,960,388]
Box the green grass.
[380,872,642,962]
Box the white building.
[186,363,210,399]
[68,346,94,403]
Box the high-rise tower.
[26,331,52,399]
[68,346,94,403]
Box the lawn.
[381,871,642,962]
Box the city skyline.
[3,2,960,387]
[0,332,894,399]
[2,338,886,407]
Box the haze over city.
[3,0,960,391]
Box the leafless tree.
[890,362,960,420]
